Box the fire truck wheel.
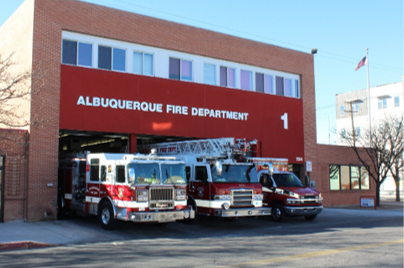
[304,215,317,221]
[271,203,285,222]
[98,202,116,230]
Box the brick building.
[0,0,375,222]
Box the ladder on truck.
[139,138,251,159]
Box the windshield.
[161,164,187,184]
[272,173,303,187]
[211,164,258,183]
[127,163,161,184]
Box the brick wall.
[315,144,375,207]
[0,129,28,221]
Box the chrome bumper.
[284,206,323,216]
[128,208,195,223]
[213,207,271,217]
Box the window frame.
[169,57,193,82]
[133,51,154,76]
[329,164,370,191]
[220,66,236,88]
[203,63,216,85]
[240,69,253,91]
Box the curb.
[0,241,56,252]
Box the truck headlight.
[136,190,148,202]
[253,194,263,200]
[214,195,231,201]
[287,191,299,199]
[176,189,187,200]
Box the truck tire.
[271,203,285,222]
[98,201,117,230]
[304,214,317,221]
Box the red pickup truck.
[258,169,323,222]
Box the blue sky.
[1,0,403,144]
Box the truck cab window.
[195,166,208,184]
[90,159,100,181]
[116,165,125,183]
[101,166,107,182]
[185,166,191,182]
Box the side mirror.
[216,161,222,176]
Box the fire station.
[0,0,375,222]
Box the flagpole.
[366,48,371,131]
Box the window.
[133,52,153,76]
[116,165,125,183]
[62,40,92,67]
[340,105,345,115]
[295,80,300,98]
[256,73,274,94]
[284,78,292,97]
[340,166,350,190]
[355,127,360,136]
[394,96,400,107]
[350,166,360,189]
[240,70,253,90]
[90,159,100,182]
[204,63,216,85]
[62,40,77,65]
[329,165,340,190]
[329,165,370,191]
[275,76,284,96]
[195,166,208,184]
[169,58,192,81]
[352,102,359,113]
[98,46,126,71]
[101,166,107,182]
[220,66,235,88]
[378,98,387,109]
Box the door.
[190,165,210,215]
[0,156,4,222]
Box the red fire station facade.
[0,0,375,222]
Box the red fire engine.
[58,152,194,229]
[247,157,323,222]
[138,138,271,221]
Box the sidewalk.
[1,198,403,252]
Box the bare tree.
[0,53,45,155]
[340,115,404,206]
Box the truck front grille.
[149,187,174,210]
[232,189,253,207]
[301,195,317,204]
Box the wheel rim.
[101,207,110,225]
[273,207,282,219]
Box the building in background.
[0,0,375,222]
[335,81,404,193]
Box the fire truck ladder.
[139,138,238,159]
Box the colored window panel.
[62,40,77,65]
[204,63,216,85]
[181,60,192,81]
[169,58,180,80]
[113,48,125,71]
[144,53,153,76]
[220,66,227,86]
[264,75,273,94]
[133,52,143,74]
[98,45,112,70]
[240,70,252,90]
[284,79,292,97]
[276,76,284,96]
[78,42,92,67]
[256,73,264,93]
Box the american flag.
[355,56,367,71]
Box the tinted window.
[98,45,112,70]
[272,173,303,187]
[62,40,77,65]
[90,159,100,181]
[116,165,125,183]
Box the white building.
[335,81,404,193]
